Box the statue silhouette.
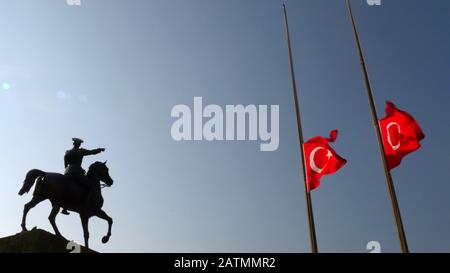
[18,161,114,248]
[61,138,105,215]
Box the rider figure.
[61,138,105,215]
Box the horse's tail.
[18,169,46,196]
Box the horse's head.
[88,161,114,187]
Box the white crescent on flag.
[387,122,401,151]
[309,147,332,174]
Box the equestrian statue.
[18,138,114,248]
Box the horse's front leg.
[95,209,113,244]
[49,204,62,237]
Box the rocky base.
[0,228,96,253]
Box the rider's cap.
[72,138,84,144]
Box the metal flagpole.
[345,0,409,253]
[282,3,318,253]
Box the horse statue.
[18,161,114,248]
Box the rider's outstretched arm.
[81,148,105,156]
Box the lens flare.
[1,82,11,90]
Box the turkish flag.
[379,101,425,170]
[303,130,347,191]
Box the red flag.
[303,130,347,191]
[379,101,425,170]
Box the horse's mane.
[87,161,104,174]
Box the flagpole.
[282,3,318,253]
[345,0,409,253]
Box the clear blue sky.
[0,0,449,253]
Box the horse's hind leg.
[80,215,90,248]
[21,197,44,231]
[95,209,113,244]
[48,204,62,237]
